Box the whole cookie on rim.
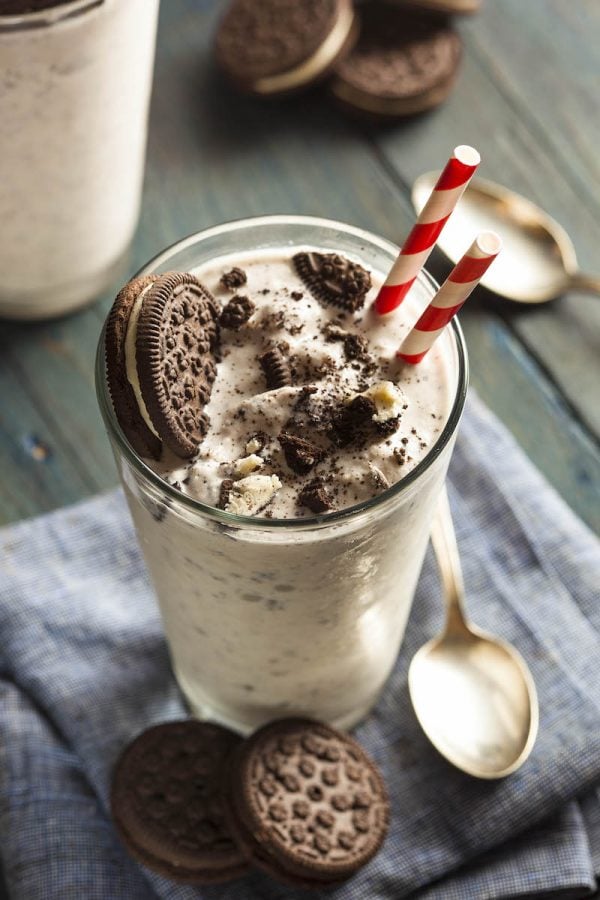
[110,720,250,884]
[215,0,359,97]
[105,272,220,459]
[224,718,389,888]
[330,5,463,120]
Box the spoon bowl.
[409,624,538,779]
[412,173,600,303]
[409,487,539,779]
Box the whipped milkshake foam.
[0,0,159,319]
[105,222,466,733]
[151,250,455,518]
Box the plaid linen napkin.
[1,391,599,900]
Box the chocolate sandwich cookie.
[330,5,463,120]
[105,272,220,459]
[224,718,389,888]
[110,721,250,884]
[215,0,359,97]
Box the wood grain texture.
[0,0,598,538]
[372,22,600,437]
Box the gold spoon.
[408,487,539,779]
[412,173,600,303]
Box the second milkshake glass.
[0,0,160,319]
[96,216,468,733]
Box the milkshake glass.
[96,216,468,733]
[0,0,160,320]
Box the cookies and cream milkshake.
[150,249,454,517]
[0,0,159,319]
[98,216,467,732]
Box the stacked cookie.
[215,0,481,120]
[111,717,390,888]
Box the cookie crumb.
[220,295,256,330]
[279,432,326,475]
[259,347,292,390]
[220,267,247,290]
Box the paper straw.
[373,145,481,315]
[397,230,501,364]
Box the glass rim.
[0,0,103,31]
[95,214,468,531]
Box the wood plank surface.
[0,0,598,539]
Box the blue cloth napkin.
[1,392,599,900]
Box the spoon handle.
[568,272,600,297]
[430,485,470,637]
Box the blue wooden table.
[0,2,599,892]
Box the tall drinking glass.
[96,216,468,733]
[0,0,160,319]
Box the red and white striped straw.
[373,145,481,316]
[397,230,501,364]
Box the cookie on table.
[215,0,359,97]
[110,721,250,884]
[330,4,463,120]
[224,718,390,889]
[105,272,220,460]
